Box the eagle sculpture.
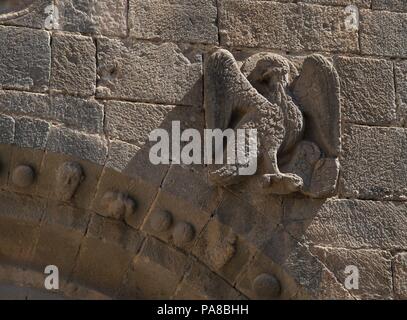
[204,49,341,198]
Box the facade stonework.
[0,0,405,300]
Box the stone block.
[393,253,407,299]
[0,90,50,119]
[372,0,407,13]
[129,0,218,44]
[46,126,108,165]
[0,25,50,92]
[303,199,407,249]
[219,1,359,53]
[51,33,96,96]
[301,0,370,7]
[97,38,202,106]
[14,117,50,149]
[340,125,407,200]
[395,61,407,126]
[0,145,12,187]
[0,114,15,144]
[360,10,407,57]
[310,246,393,299]
[55,0,127,37]
[119,236,189,299]
[334,56,396,125]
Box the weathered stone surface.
[303,199,407,249]
[395,61,407,126]
[0,114,15,144]
[334,56,396,125]
[0,0,52,29]
[55,0,127,37]
[50,95,104,134]
[360,10,407,57]
[393,253,407,299]
[174,258,241,299]
[219,1,358,52]
[301,0,370,7]
[0,90,50,118]
[14,117,50,149]
[340,125,407,200]
[51,33,96,96]
[129,0,218,44]
[97,39,202,106]
[372,0,407,13]
[46,126,108,165]
[0,26,50,92]
[310,247,393,299]
[120,237,189,299]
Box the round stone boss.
[12,165,35,188]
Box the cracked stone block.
[14,117,50,149]
[55,0,127,37]
[0,0,52,29]
[372,0,407,13]
[51,33,96,97]
[72,215,144,296]
[0,192,46,265]
[142,165,221,250]
[393,253,407,299]
[334,56,396,126]
[310,247,393,299]
[174,258,241,300]
[340,125,407,200]
[193,217,252,284]
[219,1,358,52]
[0,114,15,144]
[360,10,407,57]
[214,191,281,248]
[395,61,407,126]
[129,0,218,44]
[303,199,407,249]
[0,26,50,92]
[119,237,189,299]
[36,152,103,210]
[91,167,159,230]
[46,126,108,165]
[97,39,203,106]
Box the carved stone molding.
[0,0,36,21]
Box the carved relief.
[101,191,137,220]
[12,165,35,188]
[55,162,84,201]
[0,0,36,21]
[204,49,341,198]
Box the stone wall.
[0,0,405,300]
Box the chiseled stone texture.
[372,0,407,13]
[46,126,108,165]
[310,247,393,299]
[55,0,127,37]
[395,61,407,126]
[0,26,50,92]
[0,0,52,29]
[334,56,396,125]
[51,33,96,97]
[300,0,371,7]
[393,253,407,299]
[97,39,202,106]
[0,114,15,144]
[303,199,407,249]
[218,1,358,52]
[0,91,104,134]
[130,0,218,44]
[14,117,50,149]
[340,125,407,200]
[360,10,407,57]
